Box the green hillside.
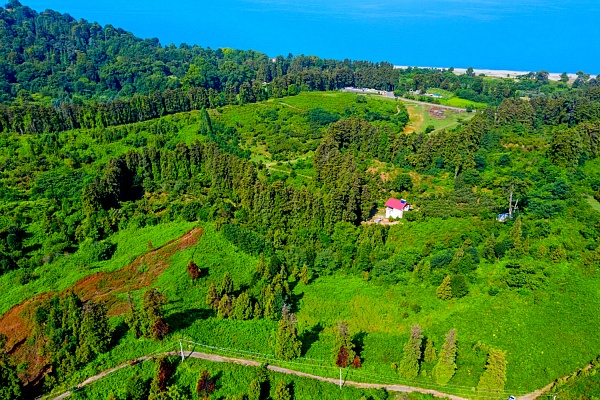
[1,3,600,400]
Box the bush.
[391,174,413,192]
[497,154,511,167]
[78,240,117,264]
[430,250,454,269]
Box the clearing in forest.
[402,102,474,134]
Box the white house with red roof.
[385,198,410,219]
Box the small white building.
[385,198,410,219]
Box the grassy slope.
[0,222,196,315]
[2,92,600,399]
[42,214,600,398]
[425,89,488,110]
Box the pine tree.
[299,265,310,284]
[231,291,253,320]
[450,274,469,298]
[436,276,453,300]
[77,300,111,364]
[253,302,263,319]
[432,329,457,385]
[483,234,496,261]
[273,381,291,400]
[424,338,437,363]
[510,216,523,253]
[261,285,277,320]
[333,321,356,368]
[477,348,508,394]
[217,294,232,319]
[142,289,168,340]
[206,283,219,310]
[126,293,144,338]
[0,334,22,400]
[247,378,262,400]
[275,305,302,360]
[398,324,423,379]
[220,272,234,296]
[291,266,300,281]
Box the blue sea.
[22,0,600,74]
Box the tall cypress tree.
[436,276,453,300]
[77,301,111,364]
[333,321,356,368]
[275,305,302,360]
[220,272,234,296]
[399,325,423,379]
[433,329,457,385]
[424,338,437,363]
[477,348,508,394]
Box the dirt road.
[50,351,468,400]
[50,349,569,400]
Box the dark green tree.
[206,283,220,310]
[220,272,234,296]
[0,334,22,400]
[77,301,112,364]
[275,305,302,360]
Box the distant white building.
[385,198,410,219]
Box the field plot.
[401,102,474,134]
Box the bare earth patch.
[0,226,204,387]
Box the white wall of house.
[386,207,403,219]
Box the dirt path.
[403,104,425,134]
[49,348,580,400]
[50,351,468,400]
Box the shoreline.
[394,66,595,82]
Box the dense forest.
[1,2,600,400]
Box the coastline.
[393,66,593,82]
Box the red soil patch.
[0,226,203,385]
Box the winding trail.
[48,348,571,400]
[51,351,470,400]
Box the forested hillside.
[0,2,600,400]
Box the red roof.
[385,198,407,210]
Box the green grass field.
[401,102,474,134]
[0,222,196,315]
[425,89,488,110]
[34,214,600,399]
